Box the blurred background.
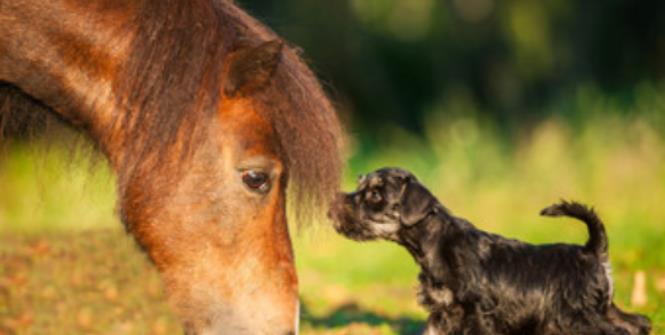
[1,0,664,334]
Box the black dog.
[329,168,651,335]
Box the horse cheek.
[232,183,299,333]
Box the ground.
[0,228,662,335]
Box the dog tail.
[540,200,608,257]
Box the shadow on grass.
[302,302,425,334]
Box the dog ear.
[399,179,434,225]
[224,40,283,97]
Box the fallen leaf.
[109,321,134,334]
[29,241,50,256]
[3,312,33,331]
[104,285,119,302]
[41,285,56,299]
[152,316,168,335]
[56,302,67,315]
[147,280,162,298]
[70,272,84,287]
[16,312,33,328]
[8,274,27,287]
[77,308,92,329]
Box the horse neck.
[0,0,138,163]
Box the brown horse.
[0,0,344,334]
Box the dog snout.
[329,192,362,231]
[328,193,349,223]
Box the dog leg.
[423,321,446,335]
[424,308,464,335]
[578,313,637,335]
[423,313,445,335]
[606,304,651,335]
[460,307,499,335]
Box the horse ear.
[400,179,434,226]
[224,40,284,97]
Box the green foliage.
[241,0,665,134]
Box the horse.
[0,0,344,333]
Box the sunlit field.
[1,90,664,334]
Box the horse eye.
[242,170,271,193]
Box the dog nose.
[327,193,344,219]
[326,207,335,220]
[328,193,353,230]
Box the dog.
[329,167,651,335]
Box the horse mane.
[0,0,345,225]
[0,83,51,142]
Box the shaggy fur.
[329,167,651,335]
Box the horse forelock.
[257,50,346,227]
[228,2,346,226]
[111,0,345,225]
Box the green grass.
[1,106,665,333]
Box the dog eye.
[242,170,271,194]
[367,189,382,203]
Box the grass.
[1,94,665,333]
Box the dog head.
[329,167,437,241]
